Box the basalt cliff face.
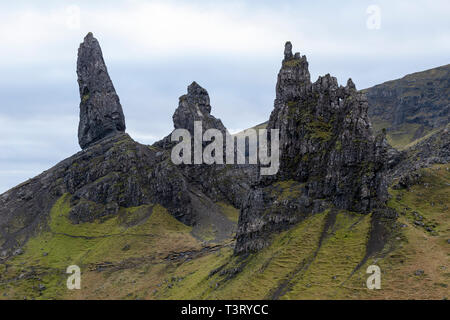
[235,42,394,254]
[391,123,450,189]
[366,64,449,128]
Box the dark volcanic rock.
[77,32,126,149]
[270,42,389,210]
[0,37,243,259]
[235,42,390,254]
[363,64,449,185]
[1,37,402,262]
[0,133,195,256]
[155,82,257,209]
[174,81,227,134]
[155,81,227,149]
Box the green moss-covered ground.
[371,119,438,150]
[1,165,448,299]
[0,193,202,299]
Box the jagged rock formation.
[77,32,126,149]
[0,131,202,256]
[155,82,257,209]
[155,81,227,148]
[235,42,391,254]
[363,64,450,186]
[0,35,241,258]
[1,35,449,300]
[174,81,227,134]
[365,64,450,146]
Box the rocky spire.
[77,32,126,149]
[172,81,226,134]
[346,78,356,90]
[275,42,311,102]
[153,81,227,150]
[283,41,293,60]
[268,41,387,212]
[235,42,390,254]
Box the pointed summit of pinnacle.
[77,33,126,149]
[173,82,214,131]
[346,78,356,90]
[174,82,226,134]
[187,81,206,95]
[284,41,293,60]
[154,82,227,149]
[277,42,311,100]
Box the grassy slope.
[0,194,203,299]
[1,165,448,300]
[371,120,438,150]
[368,64,449,149]
[156,164,449,300]
[377,164,449,299]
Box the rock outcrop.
[175,81,227,134]
[155,81,227,149]
[77,33,126,149]
[391,123,450,188]
[0,35,240,258]
[235,42,391,254]
[1,37,421,264]
[155,82,257,209]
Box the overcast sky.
[0,0,449,193]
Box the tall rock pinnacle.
[77,32,126,149]
[268,41,387,212]
[235,42,390,254]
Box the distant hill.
[364,64,449,149]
